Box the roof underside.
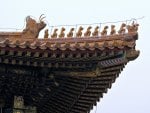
[0,32,139,113]
[0,62,125,113]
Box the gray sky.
[0,0,149,113]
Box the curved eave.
[0,33,138,69]
[0,32,139,113]
[0,32,137,49]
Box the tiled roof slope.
[0,16,139,113]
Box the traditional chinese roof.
[0,16,139,113]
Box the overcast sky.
[0,0,150,113]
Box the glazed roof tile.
[0,33,137,51]
[0,16,140,113]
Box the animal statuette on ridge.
[59,27,66,38]
[127,21,139,33]
[51,28,58,38]
[44,29,49,39]
[22,14,46,38]
[110,25,116,35]
[118,23,126,34]
[76,26,84,37]
[67,28,75,37]
[48,22,139,38]
[101,26,108,36]
[92,26,99,37]
[84,26,92,37]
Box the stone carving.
[59,27,66,38]
[76,26,84,37]
[51,28,58,38]
[92,26,99,37]
[84,26,92,37]
[101,26,108,36]
[67,28,74,37]
[22,15,46,38]
[110,25,116,35]
[118,23,126,34]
